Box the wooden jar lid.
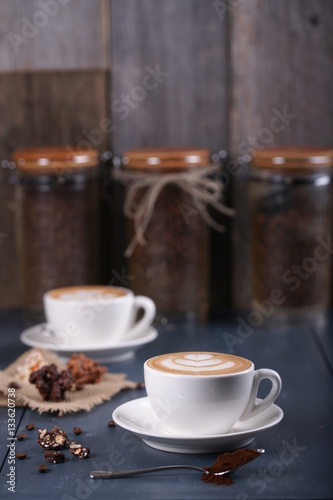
[13,147,99,174]
[123,147,211,169]
[251,146,333,171]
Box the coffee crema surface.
[147,352,252,375]
[47,286,127,301]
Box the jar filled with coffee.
[117,147,232,324]
[12,147,100,317]
[249,147,333,325]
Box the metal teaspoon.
[89,448,265,479]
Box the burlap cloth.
[0,348,137,414]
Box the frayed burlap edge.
[0,348,137,415]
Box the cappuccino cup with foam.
[144,351,282,436]
[43,286,156,348]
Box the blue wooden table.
[1,311,333,499]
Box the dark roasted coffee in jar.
[12,147,100,317]
[119,148,216,323]
[249,147,333,325]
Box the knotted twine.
[114,164,236,257]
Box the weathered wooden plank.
[27,70,110,149]
[0,70,110,309]
[110,0,227,155]
[0,0,110,71]
[229,0,333,310]
[0,70,109,155]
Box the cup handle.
[238,369,282,422]
[125,296,156,340]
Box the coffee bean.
[73,427,82,435]
[108,420,116,427]
[17,433,26,441]
[25,424,35,431]
[16,452,27,460]
[37,464,48,473]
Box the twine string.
[114,165,236,257]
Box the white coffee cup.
[43,285,156,348]
[144,351,282,436]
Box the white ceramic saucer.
[112,397,284,454]
[20,323,158,363]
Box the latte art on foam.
[147,352,252,375]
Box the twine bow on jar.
[114,164,236,257]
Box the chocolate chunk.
[16,452,27,460]
[37,427,69,449]
[25,424,35,431]
[73,427,82,435]
[37,464,48,473]
[29,364,73,402]
[69,441,90,459]
[17,433,26,441]
[44,450,65,464]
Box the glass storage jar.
[249,147,333,325]
[12,147,100,316]
[120,147,213,323]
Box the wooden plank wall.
[0,0,109,71]
[0,0,333,312]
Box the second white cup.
[43,285,156,348]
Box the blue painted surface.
[1,312,333,499]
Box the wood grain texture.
[229,0,333,310]
[0,0,110,71]
[110,0,228,155]
[0,70,110,156]
[0,70,109,308]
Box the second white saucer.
[20,323,158,363]
[112,397,284,454]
